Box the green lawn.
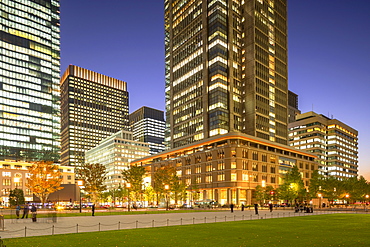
[4,214,369,247]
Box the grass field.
[3,214,369,247]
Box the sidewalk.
[0,209,355,239]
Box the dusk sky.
[60,1,370,179]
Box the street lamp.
[318,193,322,209]
[76,179,84,213]
[126,183,131,212]
[164,184,169,210]
[345,194,349,205]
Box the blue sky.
[60,0,370,179]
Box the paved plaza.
[0,208,361,239]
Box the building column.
[236,188,240,205]
[247,189,252,205]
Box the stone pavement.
[0,208,351,239]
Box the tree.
[277,165,305,204]
[308,170,325,199]
[76,163,107,203]
[144,185,156,206]
[9,188,25,206]
[153,165,178,205]
[121,165,146,202]
[26,161,63,207]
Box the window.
[231,173,237,181]
[195,165,202,174]
[2,172,11,177]
[218,161,225,170]
[253,174,258,182]
[242,161,248,170]
[262,154,267,162]
[299,162,303,169]
[270,156,276,163]
[252,163,258,171]
[231,150,236,157]
[262,165,267,172]
[242,173,249,181]
[2,179,11,186]
[271,167,276,173]
[196,175,201,184]
[252,152,258,160]
[242,149,248,158]
[218,172,225,181]
[206,174,212,183]
[185,168,191,175]
[231,161,236,169]
[206,163,213,172]
[271,177,276,183]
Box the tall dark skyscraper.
[165,0,288,149]
[0,0,61,161]
[130,106,165,154]
[60,65,129,167]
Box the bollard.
[181,218,182,225]
[167,219,169,226]
[265,214,266,219]
[52,225,55,235]
[152,220,154,228]
[193,217,195,224]
[25,226,27,237]
[99,223,101,232]
[234,215,236,221]
[118,221,121,230]
[215,216,217,223]
[76,224,79,233]
[136,220,138,228]
[225,216,227,222]
[242,215,244,220]
[204,217,206,223]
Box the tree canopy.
[76,163,107,203]
[121,165,146,202]
[26,161,63,207]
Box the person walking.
[92,204,95,216]
[241,204,245,211]
[269,203,273,212]
[21,204,29,219]
[15,205,21,219]
[230,203,234,213]
[31,204,37,222]
[254,203,259,215]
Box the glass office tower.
[129,106,165,155]
[0,0,61,161]
[165,0,288,149]
[60,65,129,167]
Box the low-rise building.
[85,130,150,189]
[132,132,317,206]
[0,161,75,207]
[289,111,358,178]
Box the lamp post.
[126,183,131,212]
[318,193,322,209]
[164,184,169,210]
[345,194,349,205]
[76,179,84,213]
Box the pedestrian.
[31,204,37,222]
[21,204,29,219]
[92,204,95,216]
[254,203,259,215]
[15,204,21,219]
[230,203,234,213]
[241,204,245,211]
[269,203,273,212]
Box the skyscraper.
[289,111,358,178]
[60,65,129,167]
[129,106,165,154]
[288,90,301,123]
[0,0,61,161]
[165,0,288,149]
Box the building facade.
[85,130,150,189]
[132,132,317,206]
[0,160,75,207]
[129,106,165,154]
[289,111,358,178]
[60,65,129,167]
[0,0,61,161]
[288,90,301,123]
[165,0,288,149]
